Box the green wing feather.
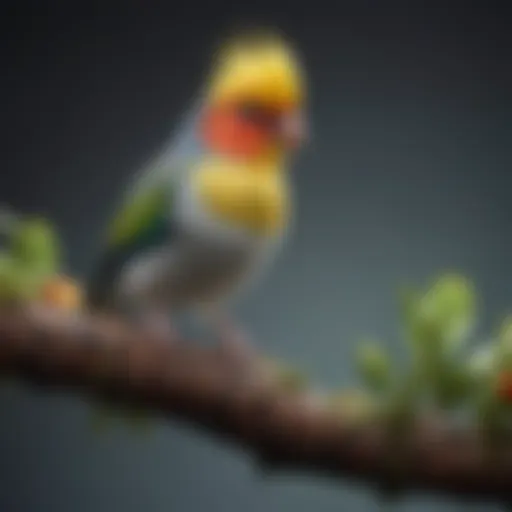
[107,184,170,248]
[87,177,175,310]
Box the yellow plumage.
[207,30,305,108]
[194,29,305,235]
[193,157,290,235]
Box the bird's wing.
[106,180,173,249]
[87,180,175,310]
[87,100,205,310]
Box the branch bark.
[0,305,511,504]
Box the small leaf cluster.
[353,273,512,435]
[0,214,61,304]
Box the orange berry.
[40,275,83,311]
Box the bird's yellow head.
[199,29,307,161]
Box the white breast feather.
[116,169,290,309]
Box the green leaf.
[398,285,443,350]
[434,361,473,408]
[381,368,424,431]
[0,253,16,302]
[468,344,496,380]
[9,217,60,276]
[0,254,43,303]
[412,313,444,351]
[499,317,512,351]
[476,388,508,441]
[421,274,476,349]
[356,341,392,392]
[398,286,420,336]
[494,320,512,373]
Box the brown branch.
[0,306,511,505]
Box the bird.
[87,28,308,365]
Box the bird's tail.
[85,249,126,313]
[86,261,111,312]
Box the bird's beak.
[279,110,307,149]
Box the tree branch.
[0,306,511,504]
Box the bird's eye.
[238,102,276,127]
[238,102,264,121]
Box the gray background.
[1,3,511,511]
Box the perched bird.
[87,29,308,360]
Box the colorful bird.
[87,29,308,362]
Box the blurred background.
[1,2,511,511]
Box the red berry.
[497,372,512,402]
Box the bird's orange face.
[200,99,307,160]
[198,30,307,160]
